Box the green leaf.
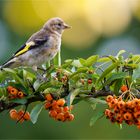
[116,50,126,58]
[72,60,82,67]
[114,79,123,95]
[91,104,97,110]
[62,59,73,68]
[10,98,27,105]
[97,63,118,83]
[70,67,88,78]
[23,69,36,81]
[84,55,99,66]
[33,80,43,91]
[30,102,44,124]
[125,64,138,69]
[79,58,86,65]
[67,89,80,107]
[132,66,140,80]
[97,57,111,63]
[90,111,104,127]
[85,97,106,104]
[3,68,16,74]
[105,72,127,85]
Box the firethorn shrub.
[0,51,140,130]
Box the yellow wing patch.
[15,41,35,57]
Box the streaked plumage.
[1,17,71,69]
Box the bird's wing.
[14,36,49,57]
[1,36,49,68]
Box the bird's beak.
[63,23,71,29]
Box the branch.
[1,89,140,113]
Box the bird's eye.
[58,23,61,26]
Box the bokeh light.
[85,0,136,37]
[3,0,42,35]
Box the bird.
[0,17,71,70]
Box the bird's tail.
[0,58,16,69]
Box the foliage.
[0,50,140,128]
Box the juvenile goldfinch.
[1,17,71,69]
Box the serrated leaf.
[30,102,44,124]
[67,89,80,107]
[84,55,99,67]
[10,98,27,105]
[97,63,118,83]
[90,111,104,126]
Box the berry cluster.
[45,94,74,122]
[7,86,24,99]
[105,95,140,129]
[9,109,30,123]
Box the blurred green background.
[1,0,140,139]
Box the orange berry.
[132,98,140,107]
[109,99,118,108]
[104,109,111,116]
[110,117,116,123]
[45,101,52,109]
[52,100,57,107]
[17,110,25,123]
[45,94,53,102]
[125,101,133,108]
[108,111,114,118]
[17,91,24,98]
[134,111,140,119]
[9,109,18,120]
[116,113,123,124]
[124,112,132,120]
[57,98,66,107]
[56,113,65,121]
[49,110,57,118]
[67,113,74,121]
[63,106,69,112]
[64,112,70,118]
[7,86,13,92]
[10,109,17,114]
[10,88,18,95]
[117,100,125,109]
[55,106,63,113]
[87,79,92,84]
[106,95,113,102]
[114,106,119,113]
[120,85,128,92]
[24,112,30,120]
[18,110,24,117]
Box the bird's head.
[43,17,71,35]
